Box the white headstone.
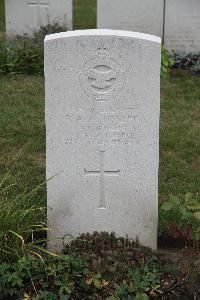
[97,0,164,38]
[45,29,161,252]
[164,0,200,52]
[6,0,72,36]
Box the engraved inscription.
[84,151,120,209]
[79,46,125,101]
[27,0,49,28]
[64,107,138,147]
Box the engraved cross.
[84,151,120,209]
[27,0,49,28]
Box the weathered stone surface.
[97,0,164,38]
[6,0,72,36]
[164,0,200,52]
[45,29,161,252]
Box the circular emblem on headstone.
[79,46,125,101]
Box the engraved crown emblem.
[79,45,125,102]
[95,45,110,57]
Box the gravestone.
[164,0,200,52]
[45,29,161,252]
[5,0,72,36]
[97,0,164,38]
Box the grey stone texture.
[45,29,161,252]
[97,0,200,52]
[164,0,200,52]
[97,0,164,38]
[6,0,72,36]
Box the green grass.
[0,72,199,205]
[0,75,46,261]
[0,168,46,262]
[0,0,5,34]
[159,71,200,202]
[0,75,45,197]
[73,0,96,29]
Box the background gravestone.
[97,0,164,38]
[164,0,200,52]
[5,0,72,36]
[45,29,161,252]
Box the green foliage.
[0,38,43,75]
[160,193,200,246]
[64,232,184,299]
[33,23,67,47]
[0,169,46,263]
[0,255,90,299]
[173,52,200,75]
[0,233,187,299]
[0,23,67,75]
[63,231,140,281]
[108,265,162,300]
[161,45,174,77]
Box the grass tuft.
[0,168,46,262]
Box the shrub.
[0,37,44,75]
[0,232,188,299]
[159,193,200,247]
[33,23,67,47]
[172,52,200,75]
[161,45,174,78]
[0,255,89,299]
[0,23,67,75]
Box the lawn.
[73,0,96,29]
[0,0,5,35]
[0,75,45,197]
[159,72,200,202]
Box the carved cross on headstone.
[27,0,49,28]
[84,151,120,209]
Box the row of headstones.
[6,0,200,52]
[98,0,200,53]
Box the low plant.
[108,265,162,300]
[161,45,174,78]
[173,52,200,75]
[0,36,44,75]
[0,232,188,299]
[33,23,67,47]
[0,23,67,75]
[0,254,89,299]
[64,232,185,299]
[159,193,200,247]
[0,169,46,263]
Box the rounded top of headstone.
[45,29,161,44]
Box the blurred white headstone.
[6,0,72,36]
[165,0,200,52]
[97,0,164,38]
